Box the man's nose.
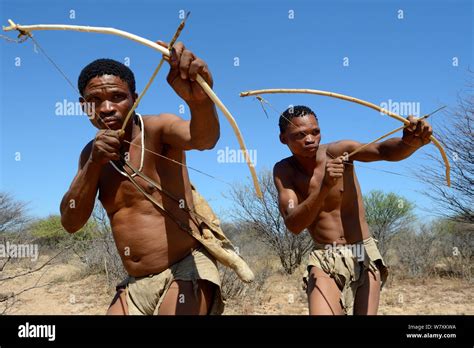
[99,100,115,115]
[305,134,315,143]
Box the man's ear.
[279,133,287,145]
[133,92,138,102]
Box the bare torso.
[279,144,370,245]
[84,116,199,277]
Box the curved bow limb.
[240,88,450,187]
[3,19,263,198]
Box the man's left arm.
[158,41,220,150]
[342,116,432,162]
[187,100,219,150]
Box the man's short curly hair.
[279,105,318,133]
[78,58,136,96]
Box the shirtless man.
[60,42,224,315]
[273,105,432,315]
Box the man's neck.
[292,146,324,175]
[292,155,315,175]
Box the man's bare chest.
[97,138,185,215]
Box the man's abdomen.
[309,209,370,245]
[110,207,199,277]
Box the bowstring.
[123,140,234,186]
[28,34,80,95]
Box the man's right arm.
[60,129,122,233]
[273,157,344,234]
[60,142,102,233]
[273,163,330,235]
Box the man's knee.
[368,267,382,284]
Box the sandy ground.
[224,272,473,315]
[1,256,472,315]
[1,256,111,315]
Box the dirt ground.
[1,255,472,315]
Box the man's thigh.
[307,266,345,315]
[353,268,381,315]
[158,279,216,315]
[106,289,128,315]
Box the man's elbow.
[61,220,80,234]
[60,213,83,234]
[193,132,220,151]
[288,227,305,235]
[195,141,217,151]
[284,218,305,235]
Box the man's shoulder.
[81,139,94,155]
[325,140,355,157]
[273,156,294,177]
[141,113,183,129]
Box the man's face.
[280,114,321,157]
[80,74,137,130]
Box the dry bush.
[219,258,273,301]
[388,221,473,281]
[219,265,247,299]
[218,222,276,301]
[226,170,314,275]
[390,227,437,277]
[430,221,473,280]
[0,192,29,233]
[417,74,474,224]
[28,202,128,288]
[72,234,126,288]
[71,204,126,288]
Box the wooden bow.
[3,19,263,198]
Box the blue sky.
[0,0,472,221]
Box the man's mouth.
[102,117,120,126]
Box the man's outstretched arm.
[338,116,433,162]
